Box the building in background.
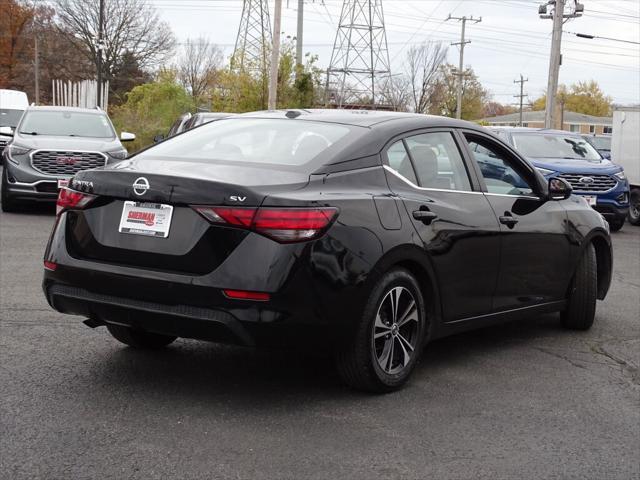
[480,110,612,134]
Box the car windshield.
[139,118,356,167]
[587,136,611,150]
[511,133,602,161]
[0,109,24,128]
[18,111,115,138]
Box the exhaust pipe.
[83,317,104,328]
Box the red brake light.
[44,260,58,271]
[192,206,338,243]
[56,188,97,216]
[223,289,270,301]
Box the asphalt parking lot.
[1,205,638,480]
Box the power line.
[565,31,640,45]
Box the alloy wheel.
[372,286,420,375]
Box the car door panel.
[461,131,572,311]
[383,131,501,322]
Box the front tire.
[106,324,177,349]
[628,189,640,226]
[608,216,625,232]
[561,243,597,330]
[1,168,19,213]
[336,268,428,393]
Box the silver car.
[1,106,135,212]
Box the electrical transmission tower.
[325,0,392,108]
[232,0,272,74]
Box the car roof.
[488,126,582,136]
[196,112,234,118]
[237,109,480,129]
[25,105,106,115]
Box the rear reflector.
[223,289,270,301]
[44,260,58,271]
[192,206,338,243]
[56,188,97,216]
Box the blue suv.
[485,127,630,231]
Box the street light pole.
[268,0,283,110]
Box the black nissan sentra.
[43,110,612,392]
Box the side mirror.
[0,126,14,137]
[153,134,165,143]
[120,132,136,142]
[549,177,572,201]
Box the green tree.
[430,64,488,120]
[110,70,194,151]
[532,80,612,116]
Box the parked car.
[0,89,29,155]
[1,106,135,212]
[489,127,629,231]
[163,112,192,140]
[582,134,612,160]
[183,112,235,131]
[43,110,612,392]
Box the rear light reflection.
[44,260,58,271]
[223,289,270,301]
[192,206,338,243]
[56,188,97,216]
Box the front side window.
[139,118,356,168]
[0,109,24,128]
[511,133,601,161]
[19,111,115,138]
[465,134,535,196]
[404,132,472,191]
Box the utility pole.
[268,0,283,110]
[34,36,40,105]
[539,0,583,128]
[513,74,528,126]
[296,0,304,71]
[447,14,481,119]
[96,0,105,108]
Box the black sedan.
[43,110,613,392]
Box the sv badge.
[230,196,246,202]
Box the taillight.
[44,260,58,271]
[192,206,338,243]
[223,289,270,301]
[56,188,97,216]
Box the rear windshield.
[139,118,355,167]
[0,109,24,128]
[19,111,115,138]
[511,133,602,161]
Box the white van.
[0,89,29,151]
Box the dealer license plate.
[583,195,597,206]
[118,201,173,238]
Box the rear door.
[460,130,572,310]
[383,129,501,322]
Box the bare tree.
[406,41,448,114]
[56,0,175,82]
[178,37,223,104]
[380,75,411,112]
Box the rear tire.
[106,324,177,349]
[561,243,597,331]
[608,217,625,232]
[1,168,19,213]
[628,189,640,226]
[336,268,428,393]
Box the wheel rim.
[631,201,640,220]
[372,286,420,375]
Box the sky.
[150,0,640,106]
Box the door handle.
[499,212,519,229]
[412,209,438,225]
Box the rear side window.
[141,118,355,167]
[405,132,472,191]
[385,140,418,184]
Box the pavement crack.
[589,342,640,386]
[531,346,588,370]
